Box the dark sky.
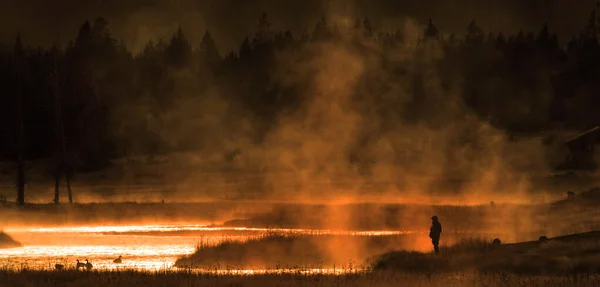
[1,0,597,53]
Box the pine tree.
[199,30,220,64]
[166,26,192,68]
[75,20,92,50]
[239,37,251,60]
[253,13,273,47]
[515,30,526,45]
[423,19,439,40]
[465,20,484,47]
[496,32,507,49]
[580,9,598,47]
[537,23,550,45]
[312,16,333,42]
[299,28,310,43]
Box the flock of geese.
[54,256,123,270]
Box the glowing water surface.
[0,225,414,272]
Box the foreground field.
[0,269,596,287]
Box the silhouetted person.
[429,215,442,254]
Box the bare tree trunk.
[15,35,25,206]
[53,174,60,204]
[53,47,62,204]
[66,172,73,204]
[53,45,72,204]
[17,88,25,206]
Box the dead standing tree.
[14,35,25,206]
[50,44,73,204]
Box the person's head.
[431,215,438,221]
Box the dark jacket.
[429,220,442,238]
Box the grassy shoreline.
[174,230,600,276]
[175,232,383,269]
[173,232,499,269]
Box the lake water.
[0,225,418,272]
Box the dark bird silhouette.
[113,255,122,263]
[76,259,85,269]
[54,264,64,270]
[85,259,93,270]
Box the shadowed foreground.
[0,269,597,287]
[375,231,600,275]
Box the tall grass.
[178,230,511,270]
[0,231,21,248]
[179,230,463,270]
[0,268,598,287]
[177,232,341,270]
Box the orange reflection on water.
[171,267,367,275]
[0,224,420,272]
[5,225,419,236]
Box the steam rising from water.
[0,11,568,208]
[0,224,424,272]
[0,6,586,267]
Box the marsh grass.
[179,232,340,269]
[0,268,598,287]
[0,231,21,248]
[177,231,436,269]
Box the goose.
[113,255,122,264]
[85,259,93,270]
[76,259,85,270]
[54,264,64,270]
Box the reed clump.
[0,231,21,248]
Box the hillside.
[374,231,600,275]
